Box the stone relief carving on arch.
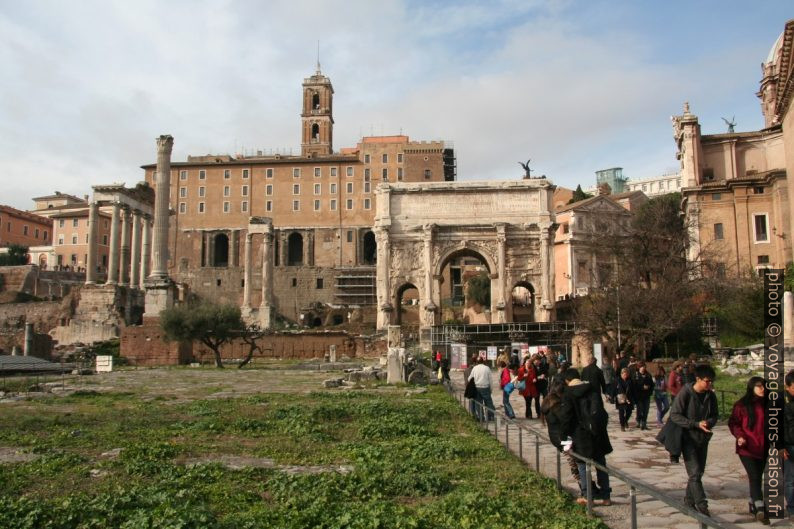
[432,239,497,274]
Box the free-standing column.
[260,227,274,328]
[149,135,174,281]
[119,207,131,286]
[107,201,121,285]
[85,201,99,284]
[140,215,151,286]
[129,210,142,288]
[242,232,253,308]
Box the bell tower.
[301,63,334,156]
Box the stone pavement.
[452,371,791,529]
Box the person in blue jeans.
[499,361,516,419]
[784,371,794,517]
[469,357,495,421]
[654,366,670,427]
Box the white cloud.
[0,0,790,209]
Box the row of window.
[713,214,770,243]
[177,181,378,199]
[176,161,423,181]
[0,220,48,240]
[180,198,371,215]
[57,234,109,246]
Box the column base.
[258,304,274,330]
[143,278,175,319]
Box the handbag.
[504,382,515,394]
[616,393,628,405]
[464,378,477,399]
[437,367,443,381]
[516,380,526,392]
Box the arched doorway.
[511,282,535,322]
[362,231,376,265]
[438,249,491,324]
[287,232,303,266]
[395,283,420,326]
[213,233,229,267]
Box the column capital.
[156,134,174,155]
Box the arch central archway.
[438,248,492,324]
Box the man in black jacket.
[562,368,613,506]
[632,362,654,430]
[581,356,606,396]
[669,364,718,517]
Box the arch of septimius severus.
[373,180,556,333]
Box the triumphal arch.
[374,180,556,332]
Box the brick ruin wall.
[121,323,385,366]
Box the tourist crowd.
[464,350,794,523]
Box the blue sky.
[0,1,791,209]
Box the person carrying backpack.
[560,368,613,506]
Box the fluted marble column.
[85,201,99,284]
[119,207,131,286]
[496,223,507,323]
[140,215,151,286]
[106,202,121,285]
[375,227,391,329]
[422,224,436,327]
[130,210,142,288]
[540,224,551,307]
[149,135,173,281]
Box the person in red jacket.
[668,361,684,398]
[728,376,768,525]
[517,356,539,419]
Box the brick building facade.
[141,69,456,324]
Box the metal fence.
[446,384,730,529]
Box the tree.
[161,301,244,368]
[0,245,29,266]
[708,271,764,347]
[236,325,273,369]
[573,193,714,357]
[466,273,491,307]
[567,185,592,205]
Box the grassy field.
[0,370,605,529]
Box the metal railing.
[448,385,732,529]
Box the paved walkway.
[452,372,789,529]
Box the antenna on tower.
[316,40,321,74]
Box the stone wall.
[0,265,84,302]
[120,325,383,366]
[50,285,142,346]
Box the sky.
[0,1,791,210]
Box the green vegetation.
[161,301,244,368]
[567,185,592,205]
[0,244,29,266]
[0,387,604,529]
[466,272,491,307]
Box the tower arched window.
[312,92,320,109]
[312,123,320,141]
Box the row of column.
[86,201,152,288]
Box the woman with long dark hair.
[728,376,768,524]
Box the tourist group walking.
[464,350,794,521]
